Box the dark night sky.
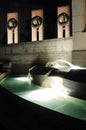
[0,0,70,9]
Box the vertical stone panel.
[57,5,70,38]
[31,9,43,41]
[7,12,19,44]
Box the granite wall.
[0,38,72,74]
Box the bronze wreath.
[7,18,18,30]
[57,12,69,26]
[31,16,43,28]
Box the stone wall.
[72,50,86,67]
[72,0,86,50]
[0,38,72,74]
[71,0,86,67]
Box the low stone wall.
[63,78,86,100]
[0,38,72,74]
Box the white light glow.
[42,77,68,97]
[27,77,68,101]
[27,71,33,85]
[46,60,86,72]
[15,77,28,82]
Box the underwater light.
[15,77,28,82]
[27,87,68,102]
[28,89,57,101]
[27,77,68,101]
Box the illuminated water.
[0,75,86,121]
